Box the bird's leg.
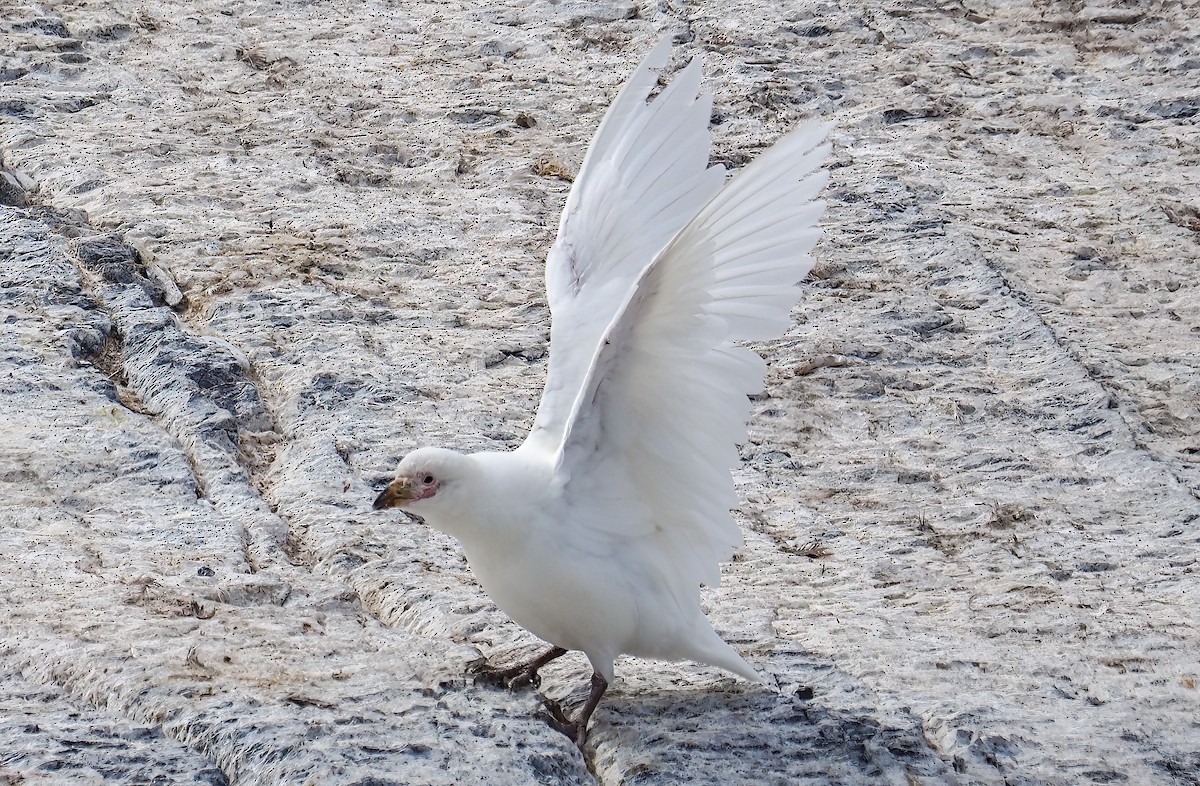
[472,646,568,691]
[539,671,608,749]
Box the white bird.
[374,37,831,746]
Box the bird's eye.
[422,475,435,484]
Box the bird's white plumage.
[524,37,727,454]
[383,39,830,692]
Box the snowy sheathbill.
[374,37,831,747]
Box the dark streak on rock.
[52,220,287,574]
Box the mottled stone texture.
[1,0,1197,784]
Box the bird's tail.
[689,625,763,683]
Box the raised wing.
[521,38,726,454]
[555,122,832,600]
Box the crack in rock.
[61,231,288,571]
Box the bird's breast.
[460,527,639,658]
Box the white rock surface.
[1,0,1197,784]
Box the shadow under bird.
[374,36,831,747]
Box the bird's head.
[373,447,474,517]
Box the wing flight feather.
[522,38,726,454]
[554,121,833,602]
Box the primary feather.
[525,37,727,454]
[376,37,831,744]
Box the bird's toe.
[471,662,542,691]
[537,709,578,742]
[538,696,570,726]
[506,669,541,691]
[537,697,589,747]
[470,663,513,688]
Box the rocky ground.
[1,0,1198,783]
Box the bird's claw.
[540,696,571,725]
[537,670,606,749]
[470,646,566,692]
[537,698,585,747]
[471,662,540,691]
[470,663,515,687]
[507,670,541,690]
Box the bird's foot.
[506,669,542,691]
[537,698,586,747]
[470,646,568,692]
[472,661,541,690]
[536,671,608,750]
